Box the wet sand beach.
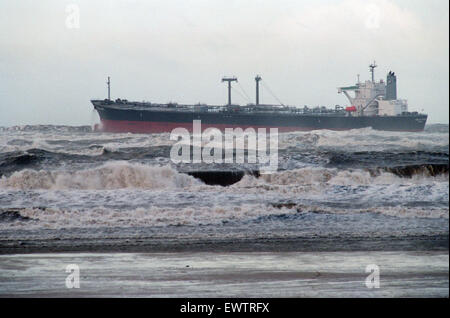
[0,251,448,297]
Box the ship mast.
[255,75,262,105]
[222,77,238,106]
[107,76,111,100]
[369,62,377,82]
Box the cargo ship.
[91,63,427,133]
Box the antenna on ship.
[222,77,238,106]
[107,76,111,100]
[255,75,262,105]
[369,61,377,82]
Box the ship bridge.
[338,62,408,117]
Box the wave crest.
[0,162,199,190]
[234,166,448,187]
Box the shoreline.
[1,235,448,255]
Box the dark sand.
[1,235,448,254]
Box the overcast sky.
[0,0,448,126]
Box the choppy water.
[0,124,448,297]
[0,124,448,238]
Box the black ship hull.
[93,103,428,133]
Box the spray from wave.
[233,166,448,188]
[0,161,199,190]
[1,161,447,191]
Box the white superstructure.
[378,99,408,116]
[338,62,408,116]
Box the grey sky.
[0,0,448,126]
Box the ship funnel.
[386,71,397,100]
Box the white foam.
[0,162,200,190]
[229,168,449,204]
[277,128,449,152]
[241,169,392,187]
[293,204,449,219]
[1,201,447,231]
[0,129,176,155]
[1,204,296,229]
[237,167,448,187]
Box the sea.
[0,124,448,297]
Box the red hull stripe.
[96,119,350,133]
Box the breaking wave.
[0,124,447,246]
[1,202,446,231]
[379,164,449,178]
[278,127,449,152]
[0,204,297,229]
[234,165,448,188]
[1,162,447,191]
[0,162,199,190]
